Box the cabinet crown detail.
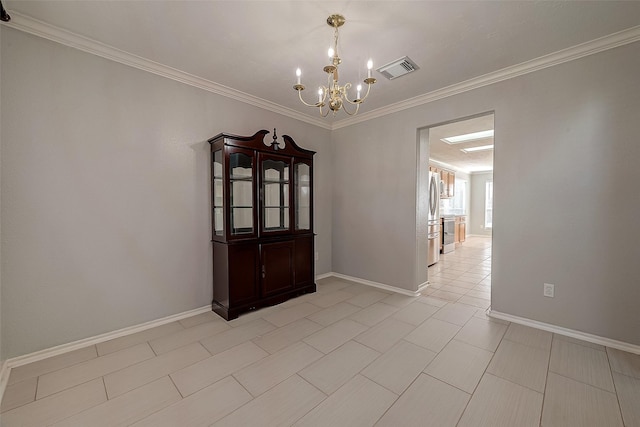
[208,130,316,320]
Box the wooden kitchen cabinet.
[455,216,466,246]
[209,130,316,320]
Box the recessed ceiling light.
[442,130,494,144]
[460,145,494,153]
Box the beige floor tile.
[341,283,375,295]
[541,372,623,427]
[305,301,361,326]
[549,339,615,392]
[447,279,479,290]
[381,293,420,307]
[607,347,640,379]
[404,318,461,353]
[348,302,399,327]
[425,339,493,393]
[439,284,472,295]
[212,375,326,427]
[170,341,268,397]
[418,295,448,308]
[299,341,379,394]
[553,333,605,351]
[37,343,155,399]
[391,301,439,325]
[465,289,491,299]
[362,340,436,395]
[457,373,543,427]
[308,290,353,308]
[454,317,507,352]
[432,303,477,326]
[104,342,210,398]
[263,302,322,327]
[430,289,463,302]
[130,376,251,427]
[353,318,415,353]
[148,320,231,355]
[612,371,640,427]
[226,304,279,327]
[0,378,106,427]
[0,377,36,413]
[504,323,552,350]
[346,290,391,308]
[303,319,369,354]
[457,295,491,309]
[7,346,98,385]
[293,375,397,427]
[178,311,221,329]
[252,318,323,354]
[233,341,323,397]
[52,376,181,427]
[97,322,185,356]
[315,278,352,294]
[487,339,549,392]
[376,374,470,427]
[199,318,276,355]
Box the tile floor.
[2,236,639,426]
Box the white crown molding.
[4,12,331,131]
[4,13,640,131]
[333,25,640,130]
[489,310,640,356]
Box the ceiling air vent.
[376,56,419,80]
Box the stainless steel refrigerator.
[427,171,440,266]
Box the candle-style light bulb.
[318,87,323,103]
[296,68,301,85]
[367,59,373,78]
[356,84,362,100]
[328,47,334,58]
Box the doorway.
[420,113,494,309]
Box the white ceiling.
[429,114,494,173]
[5,1,640,126]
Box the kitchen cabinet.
[209,130,316,320]
[455,216,466,246]
[429,165,455,198]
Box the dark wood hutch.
[208,130,316,320]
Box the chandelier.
[293,14,376,117]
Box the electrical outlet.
[315,252,319,261]
[543,283,555,298]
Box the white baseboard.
[0,359,10,406]
[0,304,211,404]
[315,272,333,281]
[328,272,423,297]
[489,310,640,355]
[6,305,212,370]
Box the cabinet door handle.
[261,265,266,279]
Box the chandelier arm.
[296,88,324,108]
[343,81,373,105]
[341,101,360,116]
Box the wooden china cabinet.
[208,130,316,320]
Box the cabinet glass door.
[262,157,290,232]
[295,162,311,231]
[212,150,224,236]
[229,152,254,235]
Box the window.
[485,180,493,229]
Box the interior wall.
[332,41,640,346]
[0,28,332,359]
[469,172,493,236]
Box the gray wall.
[333,41,640,346]
[469,172,493,236]
[0,28,332,359]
